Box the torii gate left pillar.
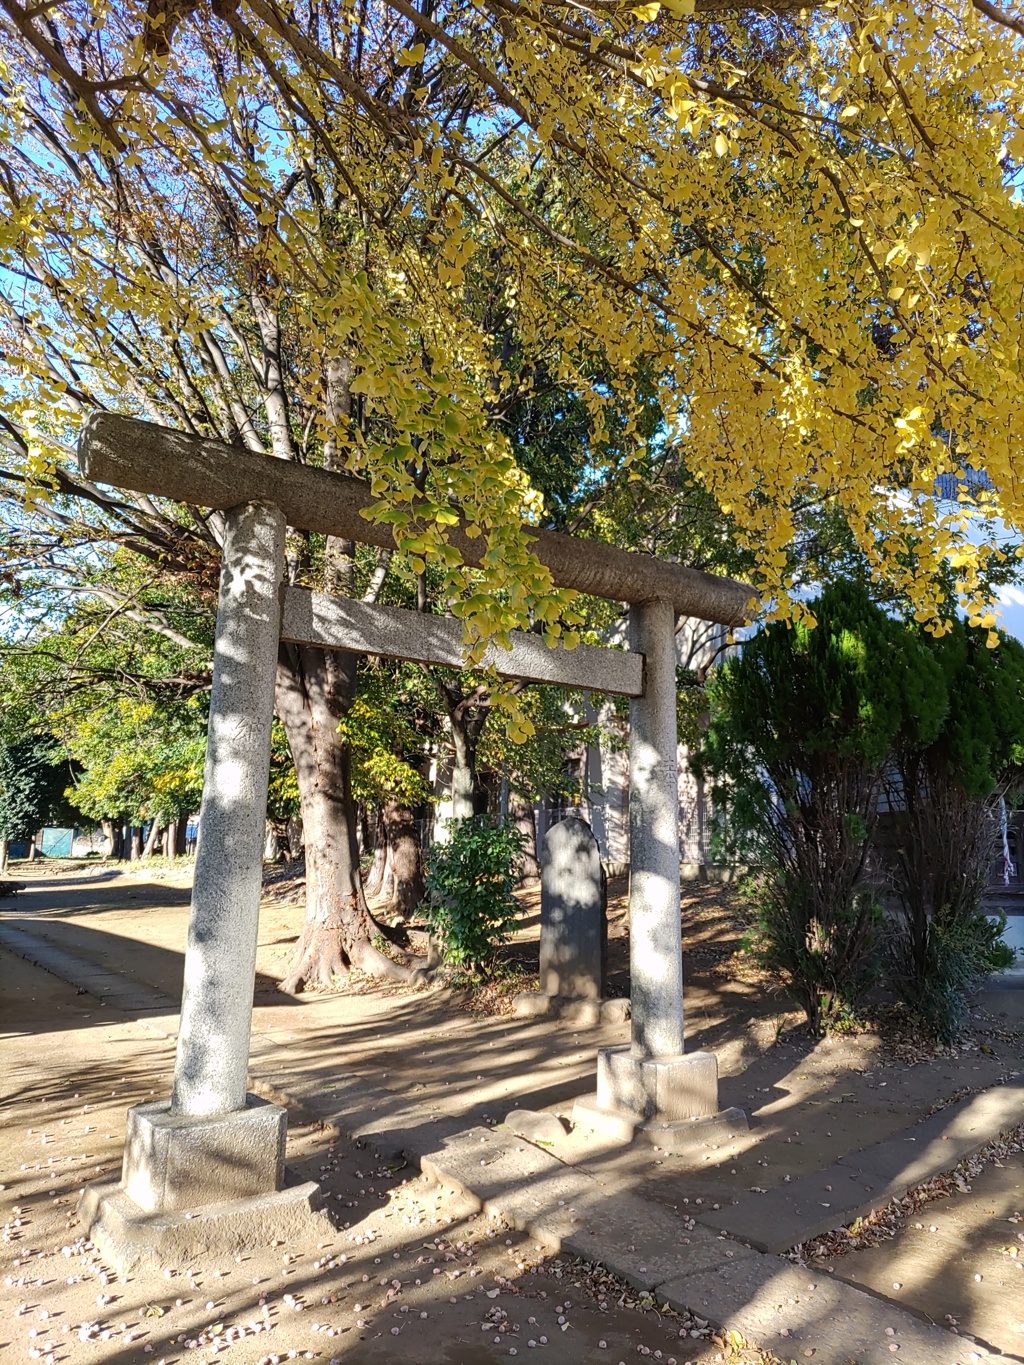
[80,503,327,1270]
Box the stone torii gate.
[77,413,752,1266]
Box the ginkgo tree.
[1,0,1022,984]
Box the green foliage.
[886,910,1015,1044]
[0,735,75,842]
[423,817,525,974]
[702,580,946,1034]
[267,721,301,822]
[479,686,598,805]
[882,621,1024,1042]
[336,666,436,810]
[65,698,206,825]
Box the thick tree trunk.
[276,642,413,991]
[448,704,490,821]
[175,818,188,857]
[100,818,115,858]
[28,834,39,861]
[129,826,143,860]
[0,838,7,874]
[264,820,281,862]
[362,804,389,900]
[378,799,425,917]
[286,814,304,861]
[510,789,540,882]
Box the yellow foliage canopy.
[0,0,1022,637]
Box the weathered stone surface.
[597,1044,720,1121]
[172,501,286,1118]
[121,1095,286,1213]
[539,817,607,1001]
[281,588,644,697]
[698,1073,1024,1253]
[562,1193,757,1293]
[79,1178,328,1275]
[504,1109,567,1146]
[571,1096,745,1151]
[509,991,630,1025]
[80,413,754,625]
[657,1257,1012,1364]
[511,990,557,1018]
[627,600,686,1059]
[600,997,631,1025]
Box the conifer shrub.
[701,581,945,1035]
[883,622,1024,1042]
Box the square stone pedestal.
[572,1045,747,1152]
[123,1095,287,1211]
[80,1094,329,1272]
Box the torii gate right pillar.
[573,600,746,1147]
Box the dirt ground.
[1,948,774,1365]
[3,859,1024,1362]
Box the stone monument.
[513,816,628,1025]
[539,816,607,1001]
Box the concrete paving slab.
[698,1077,1024,1253]
[0,922,178,1015]
[702,1165,878,1252]
[841,1079,1024,1185]
[562,1191,757,1293]
[657,1256,1014,1364]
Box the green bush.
[746,882,883,1034]
[701,580,946,1035]
[885,910,1015,1044]
[423,816,525,974]
[883,622,1024,1042]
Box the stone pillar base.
[80,1092,328,1272]
[512,992,631,1027]
[123,1094,286,1212]
[597,1044,719,1121]
[571,1045,747,1151]
[79,1178,329,1274]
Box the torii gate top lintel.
[80,413,754,629]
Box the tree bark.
[445,693,491,821]
[0,838,7,874]
[510,789,540,882]
[175,818,188,857]
[141,820,161,858]
[378,799,425,917]
[264,820,281,862]
[276,642,413,991]
[362,804,389,900]
[286,813,303,861]
[129,826,143,860]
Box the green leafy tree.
[883,622,1024,1041]
[65,698,207,834]
[702,581,946,1034]
[0,735,76,869]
